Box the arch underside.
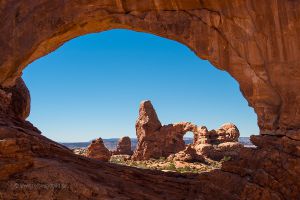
[0,0,299,199]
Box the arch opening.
[22,29,258,141]
[1,0,299,138]
[183,131,194,146]
[1,1,300,199]
[22,29,258,170]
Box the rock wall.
[0,0,299,199]
[0,78,30,120]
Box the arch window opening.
[184,131,194,145]
[23,29,258,174]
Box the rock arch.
[132,100,241,160]
[1,0,300,137]
[0,0,299,199]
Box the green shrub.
[165,162,176,171]
[110,156,125,164]
[221,156,231,162]
[177,166,198,173]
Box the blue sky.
[22,29,258,142]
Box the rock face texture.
[133,100,241,161]
[0,0,299,139]
[112,136,133,155]
[195,142,243,161]
[168,145,205,163]
[132,101,197,160]
[85,138,111,162]
[0,0,299,199]
[192,124,242,160]
[194,123,240,145]
[0,78,30,120]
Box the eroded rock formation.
[133,100,241,161]
[112,136,133,155]
[192,123,242,160]
[0,78,30,120]
[194,123,240,145]
[85,138,111,162]
[0,0,299,199]
[195,142,243,161]
[168,145,205,163]
[132,100,197,160]
[0,0,299,139]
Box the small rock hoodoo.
[85,138,111,162]
[112,136,133,155]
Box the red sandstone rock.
[0,0,299,138]
[133,100,242,161]
[193,124,241,161]
[168,145,205,163]
[194,142,243,161]
[135,100,162,138]
[112,136,133,155]
[0,78,30,120]
[218,123,240,142]
[132,101,197,160]
[1,122,299,200]
[0,1,299,199]
[85,138,111,162]
[194,124,240,145]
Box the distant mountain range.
[61,137,254,151]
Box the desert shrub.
[176,166,198,173]
[221,156,231,162]
[158,157,166,162]
[110,156,126,164]
[164,162,176,171]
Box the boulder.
[168,145,205,163]
[194,123,240,145]
[217,123,240,143]
[194,142,243,161]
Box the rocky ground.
[110,155,223,174]
[72,150,225,174]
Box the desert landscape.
[72,100,249,174]
[0,0,300,200]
